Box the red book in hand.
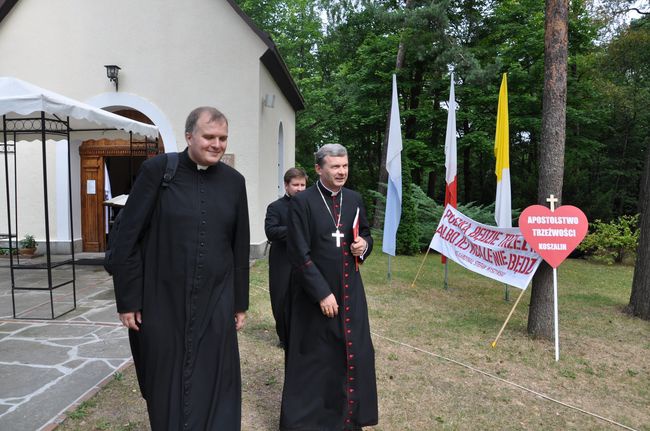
[353,207,360,271]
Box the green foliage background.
[236,0,649,255]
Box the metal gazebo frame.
[2,112,158,319]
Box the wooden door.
[80,156,105,252]
[79,134,161,252]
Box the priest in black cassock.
[281,144,378,431]
[111,107,249,430]
[265,167,307,348]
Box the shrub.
[577,215,639,264]
[396,184,421,255]
[371,183,514,253]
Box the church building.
[0,0,303,257]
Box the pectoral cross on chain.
[332,229,344,247]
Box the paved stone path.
[0,256,131,431]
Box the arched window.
[277,122,284,197]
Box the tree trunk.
[407,64,424,187]
[527,0,568,340]
[427,171,437,200]
[462,119,471,202]
[627,141,650,320]
[638,141,649,216]
[613,127,629,215]
[405,64,423,140]
[373,0,412,229]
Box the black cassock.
[281,181,378,431]
[265,195,292,345]
[111,149,249,431]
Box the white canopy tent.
[0,77,159,138]
[0,76,160,319]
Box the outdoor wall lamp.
[104,65,121,91]
[263,93,276,108]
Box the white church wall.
[0,0,298,253]
[1,140,60,248]
[1,137,83,253]
[65,140,82,253]
[255,64,297,254]
[0,147,14,247]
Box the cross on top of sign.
[546,194,559,212]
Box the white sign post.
[548,195,561,362]
[518,195,588,361]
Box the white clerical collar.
[186,149,211,170]
[318,180,341,197]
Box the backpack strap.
[162,152,179,188]
[105,152,179,276]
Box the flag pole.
[410,248,430,288]
[441,73,457,292]
[553,267,560,361]
[387,255,392,282]
[494,71,512,312]
[491,286,526,348]
[444,261,449,290]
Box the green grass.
[59,255,650,431]
[353,253,649,429]
[67,399,97,420]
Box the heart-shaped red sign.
[518,205,588,268]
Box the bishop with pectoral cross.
[282,144,378,430]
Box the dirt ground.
[57,259,650,430]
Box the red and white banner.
[430,205,542,289]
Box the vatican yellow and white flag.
[494,73,512,228]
